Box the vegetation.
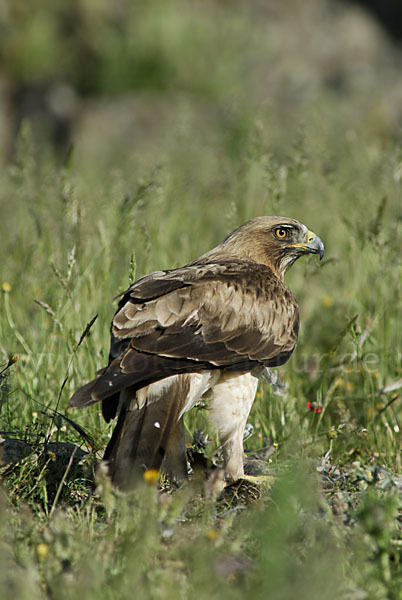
[0,1,401,598]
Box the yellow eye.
[275,227,288,239]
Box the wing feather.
[70,261,299,412]
[113,262,298,366]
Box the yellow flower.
[345,381,354,392]
[36,543,49,560]
[322,296,334,308]
[336,377,345,388]
[207,529,218,541]
[1,282,11,293]
[143,469,159,485]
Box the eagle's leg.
[208,372,258,482]
[163,417,188,483]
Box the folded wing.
[69,261,299,420]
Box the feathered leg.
[208,372,258,481]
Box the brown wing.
[114,265,297,363]
[69,261,299,416]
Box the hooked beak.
[289,230,325,260]
[305,233,324,260]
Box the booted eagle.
[70,216,324,488]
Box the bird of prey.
[70,216,324,489]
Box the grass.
[1,2,402,598]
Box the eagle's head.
[214,216,324,279]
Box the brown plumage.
[70,216,324,488]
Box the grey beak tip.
[308,235,324,260]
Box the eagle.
[70,216,324,488]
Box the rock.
[0,438,32,467]
[0,437,87,470]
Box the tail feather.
[103,379,190,489]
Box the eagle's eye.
[275,227,289,239]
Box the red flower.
[306,401,322,414]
